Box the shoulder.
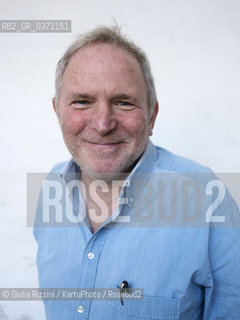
[154,145,212,174]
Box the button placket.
[74,232,107,319]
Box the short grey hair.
[55,25,157,116]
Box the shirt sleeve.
[203,194,240,319]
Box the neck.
[81,171,128,233]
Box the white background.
[0,0,239,319]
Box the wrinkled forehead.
[61,44,148,99]
[65,43,143,78]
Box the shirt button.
[87,252,95,260]
[124,180,130,187]
[77,305,84,313]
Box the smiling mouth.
[85,141,123,150]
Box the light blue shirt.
[34,140,240,319]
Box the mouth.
[84,141,124,151]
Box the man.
[34,26,240,319]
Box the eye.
[115,101,135,110]
[71,100,91,109]
[117,101,132,106]
[74,100,90,105]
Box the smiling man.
[34,26,240,319]
[54,43,157,180]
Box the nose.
[90,102,117,135]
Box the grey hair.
[55,25,157,116]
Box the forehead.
[61,44,146,94]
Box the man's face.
[54,44,158,181]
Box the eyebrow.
[112,94,136,102]
[68,93,95,101]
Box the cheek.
[120,114,149,137]
[61,110,87,135]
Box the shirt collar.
[125,138,156,180]
[60,159,80,183]
[122,139,157,205]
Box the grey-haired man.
[34,26,240,319]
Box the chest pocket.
[107,295,181,320]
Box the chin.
[76,161,130,182]
[73,151,143,182]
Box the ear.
[149,102,158,136]
[52,97,57,114]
